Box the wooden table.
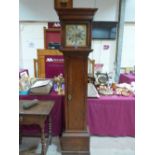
[19,100,55,155]
[19,92,64,136]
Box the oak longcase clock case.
[56,8,97,131]
[56,8,97,154]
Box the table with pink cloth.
[20,92,135,137]
[19,92,64,136]
[87,95,135,137]
[119,73,135,84]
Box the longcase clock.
[56,8,97,154]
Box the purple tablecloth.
[19,92,64,136]
[20,92,135,137]
[119,73,135,84]
[87,95,135,137]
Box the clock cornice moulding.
[56,8,98,21]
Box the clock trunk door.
[65,55,88,131]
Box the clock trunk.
[64,55,88,131]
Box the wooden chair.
[34,52,95,80]
[33,49,63,78]
[88,58,95,83]
[33,58,38,78]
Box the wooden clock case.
[54,0,73,9]
[56,8,97,154]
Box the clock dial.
[65,24,87,47]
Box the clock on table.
[56,8,97,155]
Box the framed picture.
[20,71,29,79]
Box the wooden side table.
[19,100,55,155]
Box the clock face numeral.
[66,24,87,47]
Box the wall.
[74,0,119,21]
[19,0,59,21]
[19,22,47,76]
[89,40,116,74]
[19,0,135,77]
[19,22,117,77]
[125,0,135,22]
[121,23,135,67]
[19,0,119,21]
[19,0,134,22]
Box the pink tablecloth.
[87,95,135,137]
[19,92,64,136]
[119,73,135,84]
[20,92,135,137]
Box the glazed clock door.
[65,55,88,131]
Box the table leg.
[19,124,22,144]
[48,115,52,144]
[41,126,46,155]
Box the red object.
[45,31,61,48]
[94,64,104,68]
[45,55,64,78]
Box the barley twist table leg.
[41,126,46,155]
[19,125,22,144]
[48,115,52,144]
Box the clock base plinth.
[60,131,90,155]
